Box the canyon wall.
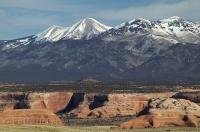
[0,90,199,128]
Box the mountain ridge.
[36,18,111,42]
[0,16,200,83]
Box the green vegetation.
[58,115,135,126]
[0,125,200,132]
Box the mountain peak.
[130,18,151,26]
[169,16,183,20]
[64,17,111,40]
[36,18,111,41]
[132,18,151,22]
[161,16,184,23]
[81,17,99,22]
[38,25,64,36]
[36,25,67,41]
[115,18,152,30]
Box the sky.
[0,0,199,40]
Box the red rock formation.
[120,112,198,129]
[69,93,96,118]
[0,109,63,126]
[120,115,152,129]
[90,94,148,118]
[70,94,149,118]
[0,92,29,111]
[143,92,175,99]
[28,92,73,113]
[120,98,200,129]
[0,92,73,114]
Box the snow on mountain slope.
[2,16,200,51]
[100,16,200,44]
[96,16,200,64]
[36,25,69,42]
[116,18,152,30]
[63,18,111,40]
[36,18,111,41]
[1,17,200,82]
[1,36,35,50]
[153,16,200,43]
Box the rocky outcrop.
[0,109,63,126]
[120,98,200,129]
[68,94,149,118]
[0,92,73,113]
[0,92,29,111]
[66,93,107,118]
[148,98,200,116]
[173,91,200,103]
[1,91,200,128]
[120,113,197,129]
[0,92,168,119]
[0,92,69,126]
[143,92,174,99]
[28,92,73,113]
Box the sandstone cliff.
[0,109,63,126]
[120,98,200,129]
[66,93,149,118]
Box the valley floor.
[0,125,200,132]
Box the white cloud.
[94,0,200,21]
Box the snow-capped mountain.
[155,16,200,44]
[2,16,200,50]
[1,36,35,50]
[100,16,200,44]
[36,25,69,42]
[64,18,111,40]
[36,18,111,41]
[1,16,200,83]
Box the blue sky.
[0,0,199,40]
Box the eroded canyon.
[0,88,199,129]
